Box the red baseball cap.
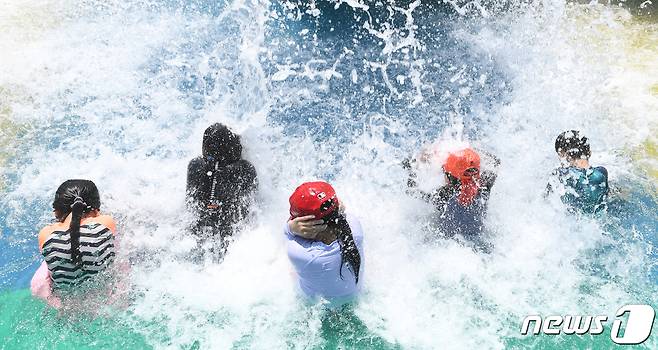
[289,181,340,219]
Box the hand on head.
[288,215,327,239]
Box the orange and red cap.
[443,148,481,182]
[443,148,481,206]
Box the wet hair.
[52,180,100,266]
[555,130,591,160]
[202,123,242,165]
[324,210,361,284]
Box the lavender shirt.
[285,213,364,299]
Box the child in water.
[405,146,499,242]
[285,181,364,303]
[186,123,258,257]
[545,130,609,213]
[31,180,119,309]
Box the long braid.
[69,196,89,266]
[332,214,361,284]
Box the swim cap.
[202,123,242,164]
[443,148,481,206]
[555,130,591,160]
[53,179,100,221]
[289,181,340,219]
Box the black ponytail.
[52,180,101,266]
[69,197,91,266]
[327,213,361,284]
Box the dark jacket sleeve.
[220,159,258,225]
[402,158,417,188]
[403,157,454,206]
[187,157,206,205]
[233,159,258,196]
[480,170,497,199]
[403,157,427,198]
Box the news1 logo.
[521,305,656,345]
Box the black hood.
[202,123,242,164]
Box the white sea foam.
[1,0,656,348]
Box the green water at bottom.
[1,289,655,349]
[0,289,150,350]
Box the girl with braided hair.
[31,179,117,308]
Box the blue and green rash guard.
[547,166,609,213]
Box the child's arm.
[402,157,436,203]
[30,262,62,308]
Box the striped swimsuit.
[41,223,115,288]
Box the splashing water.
[1,0,656,348]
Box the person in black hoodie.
[186,123,258,255]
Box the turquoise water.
[1,0,657,349]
